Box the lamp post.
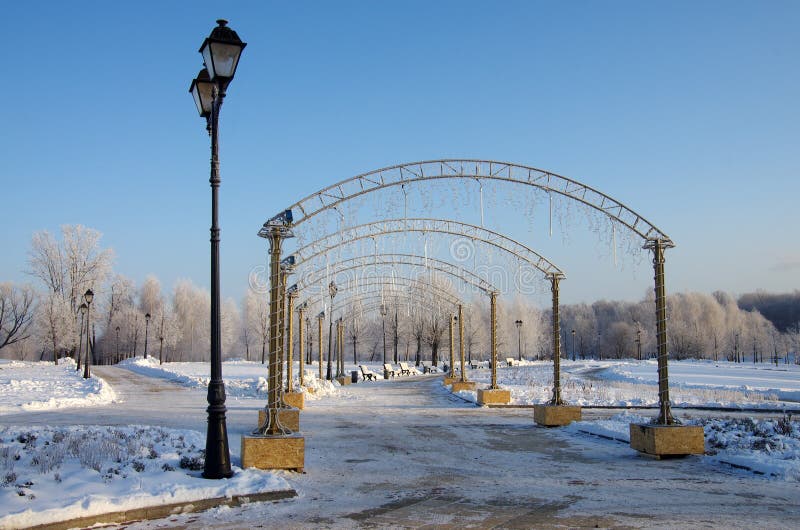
[515,319,523,362]
[306,316,312,365]
[83,289,94,379]
[327,281,337,380]
[636,327,642,361]
[571,328,576,362]
[189,19,246,480]
[115,325,120,364]
[317,311,324,380]
[380,304,388,365]
[144,313,151,359]
[78,304,87,371]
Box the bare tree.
[0,283,36,353]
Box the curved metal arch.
[298,253,498,294]
[302,275,462,310]
[293,218,565,279]
[328,291,456,318]
[268,159,671,243]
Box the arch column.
[449,314,455,378]
[490,291,499,390]
[458,304,465,382]
[534,273,581,425]
[297,302,306,387]
[317,312,324,380]
[645,238,675,425]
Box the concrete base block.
[533,404,582,426]
[282,391,305,410]
[443,376,459,386]
[478,388,511,405]
[629,423,705,458]
[241,434,304,472]
[336,376,351,386]
[258,408,300,432]
[450,381,478,392]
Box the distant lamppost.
[144,313,151,359]
[317,311,325,380]
[78,303,87,372]
[380,304,388,365]
[189,19,246,480]
[83,289,94,379]
[326,281,337,380]
[306,317,312,365]
[515,320,523,362]
[571,329,576,361]
[115,325,120,363]
[635,327,642,361]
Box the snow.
[454,359,800,409]
[0,424,289,529]
[0,358,117,415]
[1,358,800,528]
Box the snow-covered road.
[3,368,799,528]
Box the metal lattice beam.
[302,275,462,311]
[298,253,498,294]
[271,159,671,244]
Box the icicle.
[612,222,617,267]
[549,192,553,237]
[424,238,428,269]
[479,180,485,227]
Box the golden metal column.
[278,269,288,396]
[448,314,455,378]
[549,273,564,405]
[286,288,297,392]
[297,303,305,387]
[490,291,498,389]
[263,226,284,434]
[646,238,675,425]
[458,304,466,382]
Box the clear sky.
[2,0,798,306]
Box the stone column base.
[478,388,511,405]
[258,408,300,432]
[282,391,305,410]
[241,434,304,472]
[629,423,705,458]
[451,381,478,392]
[443,376,459,386]
[336,376,351,386]
[533,404,582,426]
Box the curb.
[26,489,297,530]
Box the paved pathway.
[4,368,800,528]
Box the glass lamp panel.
[191,79,213,116]
[205,41,242,79]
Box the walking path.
[3,368,799,528]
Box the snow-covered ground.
[0,358,117,415]
[453,359,800,409]
[1,357,800,528]
[0,425,289,529]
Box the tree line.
[2,224,798,366]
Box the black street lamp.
[380,304,388,365]
[571,329,576,362]
[144,313,151,359]
[115,325,120,363]
[189,19,246,481]
[326,281,337,380]
[83,289,94,379]
[515,319,523,362]
[78,303,87,371]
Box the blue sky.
[2,1,798,305]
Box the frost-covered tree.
[35,292,76,364]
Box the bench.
[506,357,516,367]
[359,365,377,381]
[469,360,479,369]
[383,363,397,378]
[398,362,412,376]
[422,361,434,374]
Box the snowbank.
[0,359,116,415]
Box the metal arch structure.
[297,253,499,295]
[271,159,671,244]
[301,275,463,311]
[292,218,565,281]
